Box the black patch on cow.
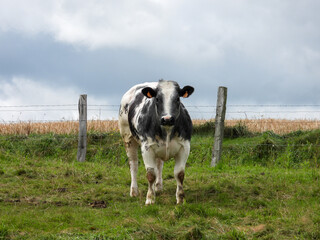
[128,93,144,139]
[119,103,129,117]
[124,103,129,114]
[146,168,156,184]
[137,98,165,141]
[155,90,165,116]
[171,103,193,141]
[178,171,185,185]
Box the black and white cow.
[119,80,194,204]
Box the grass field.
[1,125,320,239]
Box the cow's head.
[142,80,194,127]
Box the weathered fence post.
[211,87,227,167]
[77,94,87,162]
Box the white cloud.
[0,77,75,106]
[0,77,116,122]
[0,1,55,34]
[50,0,166,49]
[0,0,319,87]
[0,0,318,64]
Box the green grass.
[0,127,320,239]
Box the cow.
[119,80,194,205]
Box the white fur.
[158,81,176,118]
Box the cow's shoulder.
[172,104,193,141]
[125,82,158,140]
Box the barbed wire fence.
[0,104,320,135]
[2,104,320,121]
[1,93,320,165]
[1,104,320,133]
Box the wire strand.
[1,104,320,108]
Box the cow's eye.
[177,97,180,102]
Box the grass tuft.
[0,223,9,240]
[184,226,205,240]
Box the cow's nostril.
[161,116,175,126]
[169,117,175,125]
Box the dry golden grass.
[0,119,319,135]
[195,119,320,135]
[0,120,119,135]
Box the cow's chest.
[142,137,183,161]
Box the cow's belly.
[143,138,183,161]
[154,141,181,160]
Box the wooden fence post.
[211,87,227,167]
[77,94,87,162]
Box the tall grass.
[1,119,319,135]
[0,120,118,135]
[194,119,320,135]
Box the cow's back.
[119,82,157,144]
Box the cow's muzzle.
[161,116,175,126]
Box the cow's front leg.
[155,158,164,193]
[174,144,190,204]
[146,167,156,205]
[142,147,157,205]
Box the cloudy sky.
[0,0,319,121]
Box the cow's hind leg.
[174,167,185,204]
[125,140,139,197]
[174,146,189,204]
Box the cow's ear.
[142,87,157,98]
[180,86,194,98]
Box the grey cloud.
[1,31,319,108]
[0,0,319,109]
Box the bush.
[193,121,252,138]
[193,122,215,136]
[225,122,252,139]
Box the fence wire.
[1,103,320,121]
[0,104,319,168]
[1,103,320,138]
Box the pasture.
[0,122,320,239]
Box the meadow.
[0,121,320,239]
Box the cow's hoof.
[176,189,185,204]
[176,197,186,205]
[176,199,184,205]
[145,198,155,205]
[130,187,139,197]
